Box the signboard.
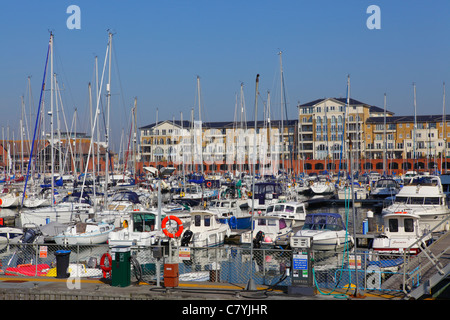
[179,247,191,260]
[349,254,362,269]
[39,246,48,258]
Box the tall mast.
[443,82,447,173]
[279,51,284,173]
[196,76,203,176]
[104,32,112,206]
[50,32,55,208]
[413,83,417,170]
[383,93,387,176]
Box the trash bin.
[111,246,131,287]
[55,250,71,279]
[163,263,179,288]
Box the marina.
[0,2,449,302]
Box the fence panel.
[0,243,418,294]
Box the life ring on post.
[161,215,184,238]
[100,252,112,278]
[206,181,212,188]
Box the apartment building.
[139,119,298,173]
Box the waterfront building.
[138,98,450,176]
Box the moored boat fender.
[253,231,265,249]
[161,215,184,238]
[228,216,237,229]
[181,230,193,246]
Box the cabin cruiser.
[369,178,400,199]
[208,198,251,229]
[291,213,353,251]
[263,201,307,228]
[247,182,284,211]
[240,216,293,249]
[372,211,432,254]
[382,175,450,232]
[175,210,230,247]
[108,210,163,248]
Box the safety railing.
[0,242,426,295]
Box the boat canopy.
[302,213,345,231]
[109,191,141,204]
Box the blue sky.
[1,1,450,150]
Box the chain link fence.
[0,243,418,293]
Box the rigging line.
[112,42,129,128]
[21,38,51,206]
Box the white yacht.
[372,211,432,254]
[19,192,94,227]
[370,178,400,199]
[108,210,163,248]
[263,201,307,227]
[291,213,353,251]
[240,216,293,249]
[382,175,450,232]
[175,210,230,247]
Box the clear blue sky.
[1,1,450,150]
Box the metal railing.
[0,241,434,295]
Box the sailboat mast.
[413,83,417,171]
[197,76,203,176]
[279,51,284,174]
[50,32,55,208]
[104,32,112,206]
[383,93,387,176]
[444,82,447,173]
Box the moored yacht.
[382,175,450,232]
[372,210,432,254]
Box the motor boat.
[369,178,400,199]
[209,198,252,229]
[372,210,433,255]
[240,216,293,249]
[175,210,231,247]
[54,220,115,245]
[382,175,450,232]
[108,210,163,248]
[291,213,353,251]
[263,201,307,228]
[247,182,284,210]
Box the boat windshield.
[266,206,274,213]
[132,213,156,232]
[409,176,439,186]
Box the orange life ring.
[0,198,2,205]
[100,253,112,278]
[161,215,184,238]
[206,181,212,188]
